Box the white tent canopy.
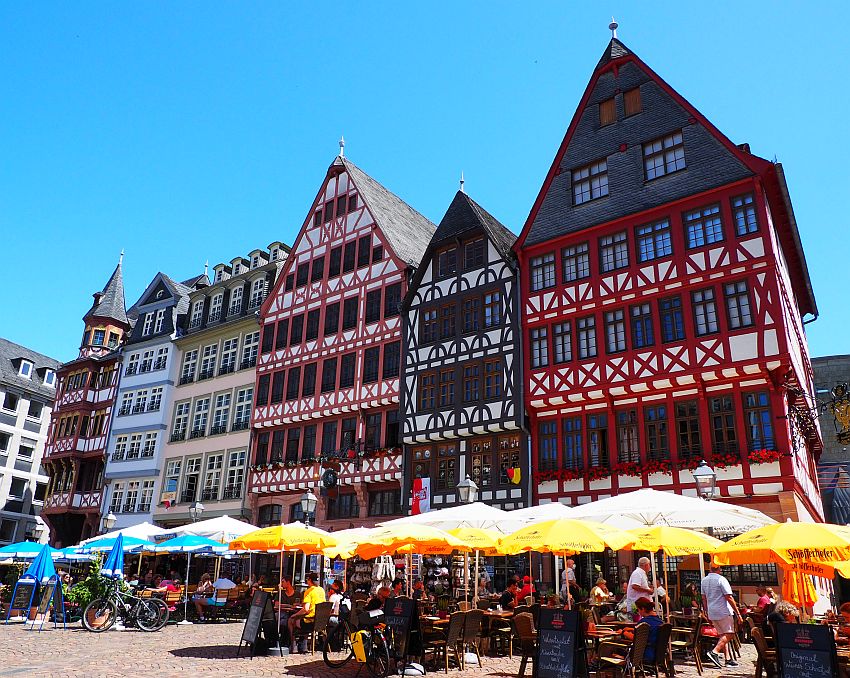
[379,502,524,533]
[162,515,259,543]
[80,521,168,544]
[568,488,775,533]
[508,501,575,523]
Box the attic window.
[18,361,33,379]
[156,290,164,299]
[44,370,56,388]
[215,270,223,282]
[270,247,279,261]
[624,88,642,116]
[644,131,685,180]
[599,98,616,126]
[348,194,358,212]
[464,239,485,270]
[572,160,609,205]
[313,211,322,227]
[252,255,260,269]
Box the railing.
[147,402,161,412]
[138,502,151,513]
[170,430,187,442]
[153,358,167,370]
[180,491,196,503]
[190,429,205,439]
[240,357,256,370]
[197,369,214,381]
[127,447,141,459]
[218,363,235,376]
[201,488,219,501]
[248,296,263,309]
[208,311,221,323]
[141,446,155,458]
[122,504,136,513]
[209,425,227,436]
[124,365,137,376]
[117,407,131,416]
[179,374,194,385]
[231,420,249,432]
[132,404,146,414]
[222,485,241,500]
[111,451,124,461]
[139,362,152,373]
[228,303,242,316]
[189,318,202,329]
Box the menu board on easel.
[383,597,421,657]
[4,578,37,622]
[238,590,273,658]
[776,623,838,678]
[534,608,587,678]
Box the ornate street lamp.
[456,475,479,504]
[103,511,117,532]
[300,490,318,527]
[692,460,717,500]
[188,501,205,523]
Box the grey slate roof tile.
[85,262,129,327]
[0,337,60,399]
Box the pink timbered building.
[514,38,824,523]
[249,153,435,528]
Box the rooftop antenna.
[609,16,618,39]
[119,249,124,266]
[459,171,465,194]
[339,135,345,158]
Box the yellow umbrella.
[349,524,468,560]
[447,527,506,556]
[713,521,850,567]
[626,526,723,556]
[782,560,850,579]
[228,522,337,554]
[499,518,636,556]
[781,569,818,608]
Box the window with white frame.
[211,393,231,434]
[233,387,252,429]
[141,312,154,336]
[203,454,223,500]
[725,281,753,329]
[192,398,210,436]
[644,131,685,180]
[553,322,573,363]
[577,316,597,359]
[140,349,154,372]
[199,344,217,379]
[153,308,166,334]
[249,278,267,308]
[692,288,719,335]
[684,204,724,248]
[113,435,128,461]
[172,402,190,439]
[109,483,125,512]
[220,338,238,374]
[18,361,33,378]
[228,286,243,315]
[118,391,133,415]
[44,369,55,387]
[270,246,280,261]
[572,159,609,205]
[562,243,590,282]
[208,293,223,322]
[163,460,181,500]
[605,310,626,353]
[134,389,148,413]
[190,299,204,328]
[241,332,259,369]
[126,352,140,375]
[142,432,157,457]
[154,346,168,369]
[127,433,142,459]
[731,193,758,236]
[600,232,629,272]
[139,481,155,513]
[124,481,139,512]
[636,219,673,262]
[530,327,549,368]
[181,349,198,382]
[225,450,246,499]
[530,253,556,291]
[183,458,201,502]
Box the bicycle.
[323,607,394,677]
[82,579,169,632]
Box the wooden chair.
[462,608,484,668]
[640,622,673,678]
[207,589,229,622]
[488,612,513,658]
[309,601,334,654]
[476,599,492,610]
[598,621,650,678]
[423,610,465,673]
[751,628,778,678]
[139,589,152,599]
[514,612,537,678]
[670,614,703,675]
[163,590,183,622]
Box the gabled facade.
[42,261,133,545]
[102,272,205,529]
[249,155,435,529]
[0,338,59,545]
[401,191,528,510]
[153,243,286,527]
[514,38,824,522]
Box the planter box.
[617,474,644,488]
[748,461,781,478]
[562,479,585,493]
[538,480,558,495]
[647,472,674,487]
[589,478,612,491]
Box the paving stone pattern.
[0,618,758,677]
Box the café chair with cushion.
[640,622,673,678]
[207,589,230,622]
[514,612,538,678]
[309,601,334,654]
[598,621,650,678]
[670,614,703,675]
[488,613,513,658]
[462,608,484,667]
[424,610,465,673]
[751,628,777,678]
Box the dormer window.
[572,160,609,205]
[251,255,260,269]
[92,329,106,346]
[644,131,685,180]
[215,269,223,283]
[270,247,279,261]
[153,308,166,333]
[18,361,33,379]
[44,370,56,387]
[142,312,154,336]
[233,263,242,275]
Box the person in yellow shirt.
[288,572,327,653]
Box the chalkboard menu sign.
[776,623,838,678]
[238,590,272,658]
[534,608,587,678]
[383,597,421,656]
[9,579,37,613]
[37,579,57,615]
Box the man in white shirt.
[560,559,577,592]
[626,557,654,616]
[701,561,743,668]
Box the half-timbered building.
[42,261,133,545]
[401,190,528,510]
[514,37,824,523]
[249,153,435,529]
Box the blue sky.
[2,2,848,363]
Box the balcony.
[189,429,206,440]
[201,488,219,501]
[231,420,249,432]
[240,357,256,370]
[179,374,194,385]
[170,430,187,443]
[153,358,167,370]
[218,363,235,376]
[197,369,214,382]
[209,425,227,436]
[222,485,242,500]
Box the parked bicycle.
[323,607,394,677]
[82,579,169,632]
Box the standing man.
[626,557,654,619]
[701,560,743,668]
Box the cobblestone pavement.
[0,618,759,677]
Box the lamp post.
[102,511,117,534]
[692,460,718,500]
[456,475,479,504]
[300,490,318,527]
[188,501,205,523]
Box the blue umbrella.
[23,543,57,583]
[0,541,62,560]
[74,535,155,553]
[154,535,228,625]
[100,534,124,579]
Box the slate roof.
[161,274,195,317]
[339,157,436,267]
[181,274,209,289]
[596,37,631,70]
[0,337,60,400]
[84,262,129,327]
[435,191,517,264]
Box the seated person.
[766,600,799,634]
[546,594,562,608]
[193,573,216,621]
[365,585,392,612]
[328,580,349,620]
[142,569,154,587]
[288,572,326,653]
[411,578,427,602]
[654,579,669,616]
[590,578,609,604]
[148,576,181,595]
[275,576,299,645]
[518,575,536,603]
[390,578,404,597]
[635,597,663,663]
[499,581,518,610]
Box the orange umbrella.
[781,569,817,608]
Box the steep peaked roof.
[339,157,436,267]
[0,337,60,399]
[596,37,631,69]
[85,262,129,327]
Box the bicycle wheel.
[366,628,392,678]
[146,597,170,630]
[323,620,355,668]
[82,598,117,633]
[136,599,166,632]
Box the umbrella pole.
[464,552,469,603]
[650,552,660,614]
[662,551,670,622]
[564,554,571,610]
[137,554,143,579]
[474,550,479,605]
[179,551,192,625]
[278,552,284,637]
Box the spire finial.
[119,249,124,266]
[459,171,465,194]
[338,135,345,158]
[609,16,618,39]
[204,260,209,277]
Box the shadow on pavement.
[169,644,246,660]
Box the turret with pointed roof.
[84,261,130,328]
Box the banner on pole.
[411,477,430,515]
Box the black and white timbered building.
[401,190,528,510]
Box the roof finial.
[459,171,465,194]
[119,249,124,266]
[609,16,618,39]
[204,260,209,277]
[339,135,345,158]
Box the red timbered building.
[514,38,824,523]
[249,153,435,528]
[42,261,133,545]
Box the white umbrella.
[508,502,575,523]
[212,577,236,590]
[380,502,524,533]
[79,522,169,544]
[166,515,260,543]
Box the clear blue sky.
[2,2,847,363]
